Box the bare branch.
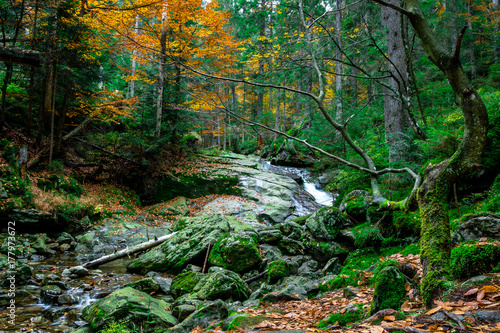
[454,25,468,61]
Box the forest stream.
[1,155,334,332]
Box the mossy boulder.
[169,299,228,333]
[127,215,254,274]
[170,271,204,299]
[126,278,160,294]
[278,237,304,255]
[40,285,63,304]
[303,238,348,262]
[209,232,262,273]
[267,260,290,284]
[369,266,407,315]
[81,287,178,332]
[451,244,500,278]
[189,267,251,301]
[339,190,371,223]
[305,206,352,241]
[223,313,270,331]
[1,264,33,286]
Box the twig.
[245,270,268,283]
[441,309,465,330]
[202,243,211,274]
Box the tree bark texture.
[381,0,410,164]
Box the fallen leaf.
[478,289,486,301]
[426,306,442,315]
[384,315,396,321]
[464,288,479,296]
[480,285,498,293]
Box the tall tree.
[381,0,410,164]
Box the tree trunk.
[0,62,13,125]
[130,14,139,98]
[335,0,343,123]
[400,0,489,306]
[381,0,410,164]
[155,2,168,138]
[48,67,58,164]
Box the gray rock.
[146,271,173,294]
[343,286,360,299]
[62,265,88,278]
[474,310,500,323]
[462,275,491,286]
[58,293,79,305]
[452,216,500,242]
[322,257,342,275]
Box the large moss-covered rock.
[339,190,371,223]
[223,313,270,331]
[305,206,352,241]
[303,239,348,262]
[81,287,178,332]
[170,299,228,333]
[267,260,290,284]
[369,266,407,315]
[209,232,262,273]
[190,268,251,301]
[450,243,500,278]
[170,271,204,299]
[127,215,255,274]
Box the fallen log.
[82,232,177,269]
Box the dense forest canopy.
[1,0,499,307]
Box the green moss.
[227,315,270,330]
[101,320,133,333]
[351,223,383,248]
[451,243,500,279]
[318,304,364,328]
[267,260,290,284]
[170,271,204,299]
[418,176,452,307]
[369,266,407,315]
[401,243,420,255]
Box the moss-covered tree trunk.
[400,0,489,306]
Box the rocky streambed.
[1,153,342,332]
